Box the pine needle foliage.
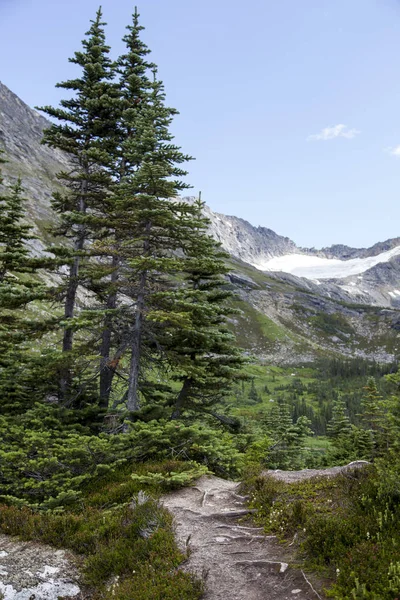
[38,8,117,400]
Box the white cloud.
[388,145,400,157]
[307,124,360,142]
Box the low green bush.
[0,485,204,599]
[0,405,242,508]
[243,466,400,599]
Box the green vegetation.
[244,465,400,599]
[243,367,400,599]
[310,312,354,339]
[233,299,288,351]
[0,461,205,599]
[0,9,246,597]
[1,6,400,600]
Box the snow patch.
[251,246,400,280]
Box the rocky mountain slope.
[1,80,400,364]
[197,199,400,309]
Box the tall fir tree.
[153,197,246,420]
[38,7,117,401]
[264,402,312,469]
[0,165,50,412]
[93,7,157,406]
[109,70,196,415]
[327,395,351,438]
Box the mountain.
[196,198,400,308]
[1,80,400,364]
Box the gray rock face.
[0,534,80,600]
[1,77,399,308]
[179,196,400,308]
[203,205,297,262]
[317,239,400,260]
[1,80,400,361]
[0,80,69,248]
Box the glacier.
[252,245,400,280]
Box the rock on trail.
[162,475,323,600]
[264,460,370,483]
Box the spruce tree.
[248,379,261,403]
[360,376,391,456]
[152,196,246,420]
[0,179,37,281]
[327,395,351,438]
[264,402,312,469]
[0,167,49,412]
[94,7,156,406]
[360,377,383,430]
[38,7,117,401]
[110,71,195,415]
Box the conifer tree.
[110,71,195,415]
[359,376,394,456]
[360,377,383,430]
[327,395,351,438]
[264,402,312,469]
[0,179,36,281]
[248,379,261,403]
[152,197,246,420]
[94,7,156,406]
[38,8,117,401]
[0,171,48,321]
[0,166,49,411]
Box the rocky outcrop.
[0,534,80,599]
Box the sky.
[1,0,400,248]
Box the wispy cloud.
[387,145,400,157]
[307,124,360,142]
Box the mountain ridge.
[1,80,398,275]
[1,80,400,363]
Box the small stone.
[279,562,289,573]
[291,589,302,594]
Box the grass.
[230,299,289,352]
[227,363,318,418]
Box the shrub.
[0,406,242,508]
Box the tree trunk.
[126,270,146,412]
[99,255,119,407]
[99,155,127,407]
[171,377,193,420]
[126,220,151,414]
[59,179,87,401]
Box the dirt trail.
[162,475,324,600]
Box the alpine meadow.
[1,5,400,600]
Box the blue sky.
[1,0,400,248]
